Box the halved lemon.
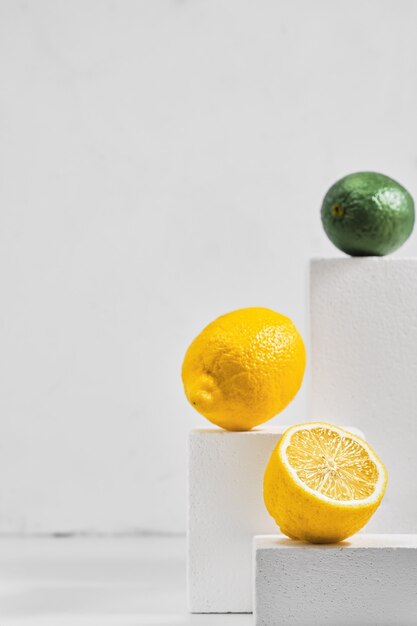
[264,422,388,544]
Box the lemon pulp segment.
[286,427,379,501]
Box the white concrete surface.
[188,428,281,613]
[188,426,364,613]
[0,536,252,625]
[2,1,417,535]
[310,258,417,533]
[254,534,417,626]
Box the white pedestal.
[254,534,417,626]
[310,258,417,533]
[188,428,284,613]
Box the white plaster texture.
[188,426,364,613]
[311,258,417,533]
[188,428,282,613]
[254,534,417,626]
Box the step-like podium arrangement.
[187,257,417,622]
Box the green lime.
[321,172,414,256]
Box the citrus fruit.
[264,422,387,543]
[321,171,414,256]
[182,307,306,431]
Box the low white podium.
[254,534,417,625]
[310,257,417,533]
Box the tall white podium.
[310,258,417,533]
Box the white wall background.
[0,0,417,535]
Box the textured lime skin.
[321,172,414,256]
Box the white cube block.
[254,534,417,626]
[310,258,417,533]
[188,426,364,613]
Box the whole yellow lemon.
[182,307,306,431]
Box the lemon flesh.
[287,426,379,501]
[264,423,387,544]
[182,307,306,431]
